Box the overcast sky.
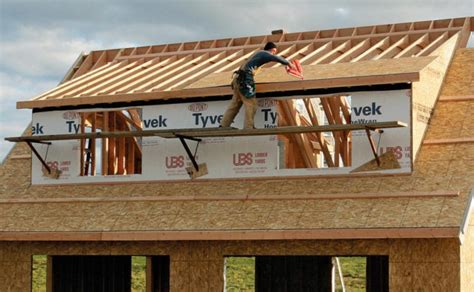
[0,0,473,161]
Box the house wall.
[411,33,459,161]
[0,238,461,291]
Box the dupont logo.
[188,103,208,112]
[62,112,81,120]
[258,99,277,108]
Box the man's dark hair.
[264,42,277,51]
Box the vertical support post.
[146,257,153,292]
[127,138,135,174]
[102,111,109,175]
[108,112,116,174]
[117,118,125,175]
[91,112,96,175]
[80,113,85,176]
[303,98,335,167]
[46,256,53,292]
[321,97,341,167]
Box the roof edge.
[0,227,459,241]
[459,188,474,244]
[17,72,419,109]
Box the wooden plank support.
[5,121,407,142]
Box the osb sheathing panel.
[1,142,473,232]
[412,33,460,159]
[0,194,467,232]
[187,56,436,89]
[0,239,462,292]
[440,48,474,97]
[425,101,474,140]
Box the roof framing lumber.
[113,56,179,94]
[279,100,317,168]
[303,98,334,167]
[373,35,410,60]
[79,58,146,96]
[17,17,471,109]
[350,37,390,62]
[168,50,245,90]
[132,54,198,92]
[63,60,139,98]
[394,33,430,58]
[111,26,468,61]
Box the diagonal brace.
[364,127,384,166]
[176,134,202,172]
[25,140,52,174]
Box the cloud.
[0,26,100,79]
[0,0,472,162]
[335,7,350,16]
[0,71,54,160]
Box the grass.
[32,255,47,292]
[335,257,366,292]
[131,256,147,291]
[225,257,255,292]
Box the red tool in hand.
[286,59,304,80]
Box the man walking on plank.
[220,42,294,129]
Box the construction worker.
[220,42,294,129]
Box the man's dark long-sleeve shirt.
[241,50,290,74]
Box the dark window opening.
[224,255,388,292]
[32,255,170,292]
[150,256,170,292]
[52,256,131,292]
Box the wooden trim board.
[0,190,459,204]
[16,72,420,109]
[0,227,460,241]
[423,137,474,145]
